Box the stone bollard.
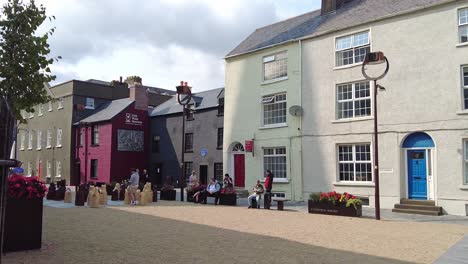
[99,184,107,205]
[124,187,130,205]
[87,186,100,208]
[111,183,120,201]
[64,188,72,203]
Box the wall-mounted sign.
[125,113,143,126]
[201,148,207,157]
[245,140,254,152]
[117,129,144,152]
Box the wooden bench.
[272,197,289,211]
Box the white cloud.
[2,0,321,91]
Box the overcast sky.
[8,0,322,92]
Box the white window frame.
[337,143,373,182]
[85,98,95,109]
[56,128,62,147]
[262,51,288,82]
[57,98,63,109]
[20,131,25,150]
[28,130,33,150]
[335,30,371,67]
[37,130,42,150]
[263,147,287,179]
[38,104,43,116]
[459,8,468,44]
[28,111,34,119]
[336,81,372,120]
[56,160,61,177]
[464,139,468,185]
[262,93,287,127]
[92,125,99,145]
[46,129,52,148]
[48,101,53,111]
[46,161,51,178]
[463,65,468,110]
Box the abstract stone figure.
[99,184,107,205]
[64,188,72,203]
[87,186,100,208]
[124,187,130,205]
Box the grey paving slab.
[433,236,468,264]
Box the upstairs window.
[28,131,33,149]
[263,147,287,179]
[152,135,160,153]
[56,128,62,147]
[337,81,371,119]
[336,31,370,66]
[463,66,468,109]
[91,159,98,179]
[20,131,25,150]
[459,8,468,43]
[92,125,99,145]
[263,51,287,81]
[56,160,61,177]
[218,98,224,116]
[38,105,44,116]
[57,98,63,109]
[85,98,95,109]
[48,101,53,111]
[262,93,287,126]
[184,133,193,152]
[46,161,51,178]
[217,128,223,149]
[46,129,52,148]
[37,130,42,150]
[78,129,83,146]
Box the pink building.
[75,84,149,184]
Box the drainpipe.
[298,39,303,201]
[84,123,89,184]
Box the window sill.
[57,107,63,110]
[91,144,99,147]
[46,146,52,149]
[261,76,288,85]
[36,148,42,151]
[333,62,363,71]
[20,148,24,151]
[38,114,43,117]
[216,147,223,150]
[459,185,468,190]
[27,148,32,150]
[259,123,288,130]
[333,182,375,187]
[456,110,468,115]
[56,145,62,148]
[55,176,61,178]
[184,151,194,153]
[48,110,52,112]
[456,42,468,48]
[46,176,51,178]
[331,116,373,123]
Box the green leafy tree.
[0,0,59,160]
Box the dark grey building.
[149,88,224,186]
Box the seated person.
[202,178,221,205]
[248,180,264,209]
[192,181,205,203]
[221,173,235,194]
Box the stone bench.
[272,197,289,211]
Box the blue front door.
[407,150,427,199]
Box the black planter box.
[219,193,237,206]
[3,197,43,252]
[308,200,362,217]
[160,189,176,200]
[186,191,195,202]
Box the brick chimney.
[321,0,347,16]
[126,76,148,110]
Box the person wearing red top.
[264,170,274,209]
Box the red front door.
[234,154,245,187]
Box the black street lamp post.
[362,51,389,220]
[176,81,192,202]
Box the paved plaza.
[3,197,468,264]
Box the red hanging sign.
[245,140,254,152]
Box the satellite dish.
[289,105,303,116]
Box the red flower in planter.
[7,174,47,199]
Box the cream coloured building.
[224,0,468,215]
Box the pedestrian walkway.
[433,235,468,264]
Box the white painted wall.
[301,1,468,215]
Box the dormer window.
[85,98,95,109]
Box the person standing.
[248,180,264,209]
[142,169,150,183]
[129,168,139,205]
[264,169,274,209]
[188,170,197,189]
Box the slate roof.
[150,88,224,117]
[226,0,452,58]
[86,79,176,96]
[75,98,133,124]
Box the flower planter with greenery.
[3,174,47,252]
[308,192,362,217]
